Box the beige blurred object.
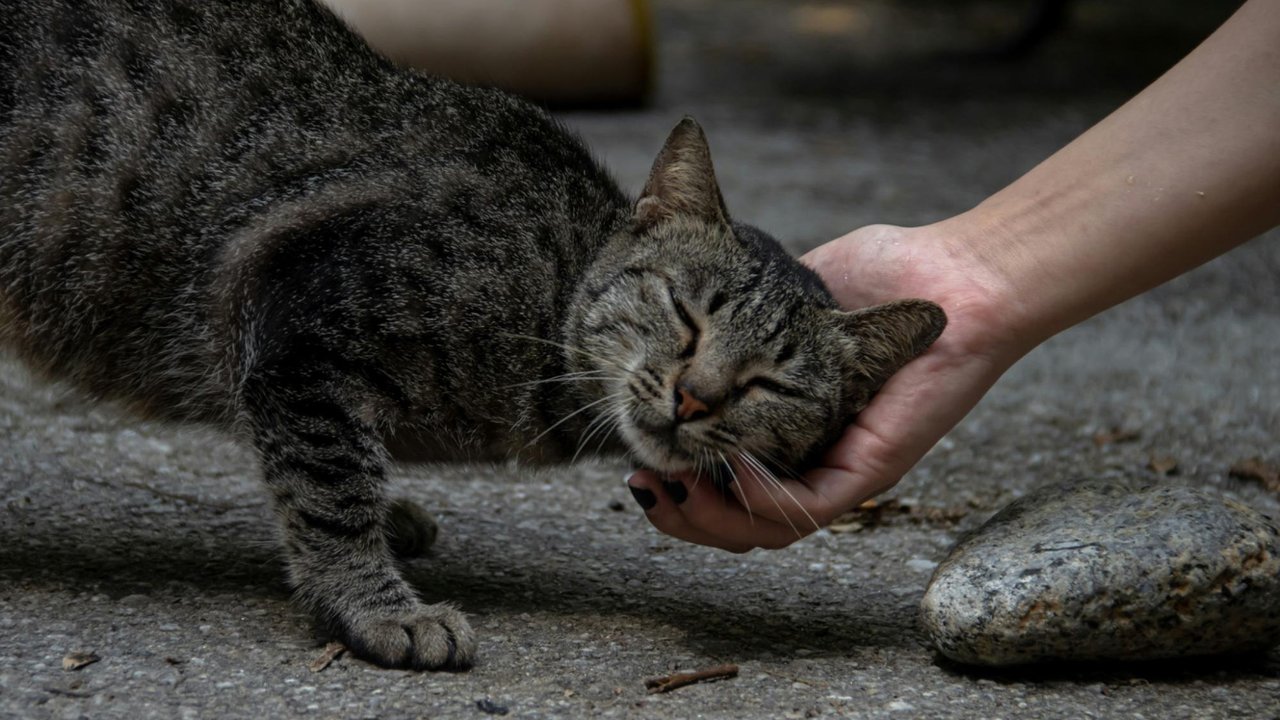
[318,0,653,106]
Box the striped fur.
[0,1,945,670]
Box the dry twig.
[828,498,967,533]
[645,664,739,694]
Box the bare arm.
[627,0,1280,551]
[973,0,1280,345]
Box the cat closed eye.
[740,377,803,398]
[669,288,699,358]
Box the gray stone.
[921,478,1280,666]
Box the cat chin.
[618,425,696,473]
[630,446,696,474]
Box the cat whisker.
[752,446,808,484]
[685,448,707,494]
[498,370,612,391]
[737,448,776,481]
[524,391,627,449]
[570,412,611,463]
[571,394,628,463]
[693,447,711,495]
[717,450,753,527]
[591,400,630,458]
[497,332,629,373]
[747,448,819,532]
[740,450,820,535]
[735,450,802,539]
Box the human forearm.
[954,0,1280,349]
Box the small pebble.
[475,698,509,715]
[906,558,937,573]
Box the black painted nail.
[662,479,689,505]
[628,485,657,510]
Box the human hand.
[626,221,1031,551]
[629,0,1280,551]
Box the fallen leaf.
[308,642,346,673]
[62,652,100,672]
[1093,427,1140,447]
[1147,456,1179,475]
[828,497,966,532]
[1229,458,1280,492]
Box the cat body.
[1,0,945,670]
[1,0,622,457]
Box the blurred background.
[649,0,1238,105]
[343,0,1240,235]
[332,0,1267,318]
[570,0,1243,247]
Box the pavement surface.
[3,1,1279,718]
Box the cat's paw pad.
[384,498,438,559]
[342,603,476,671]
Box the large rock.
[920,478,1280,665]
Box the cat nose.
[673,383,712,422]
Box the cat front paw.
[340,602,477,671]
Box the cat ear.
[836,299,948,387]
[634,117,730,231]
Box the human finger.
[625,469,809,551]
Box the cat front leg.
[241,360,475,671]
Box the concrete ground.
[3,1,1279,718]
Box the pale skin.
[627,0,1280,551]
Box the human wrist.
[922,208,1050,362]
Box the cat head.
[567,118,946,475]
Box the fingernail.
[661,479,688,505]
[628,484,657,511]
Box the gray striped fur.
[0,0,945,670]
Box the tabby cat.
[0,0,946,669]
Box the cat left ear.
[634,117,730,231]
[835,299,948,386]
